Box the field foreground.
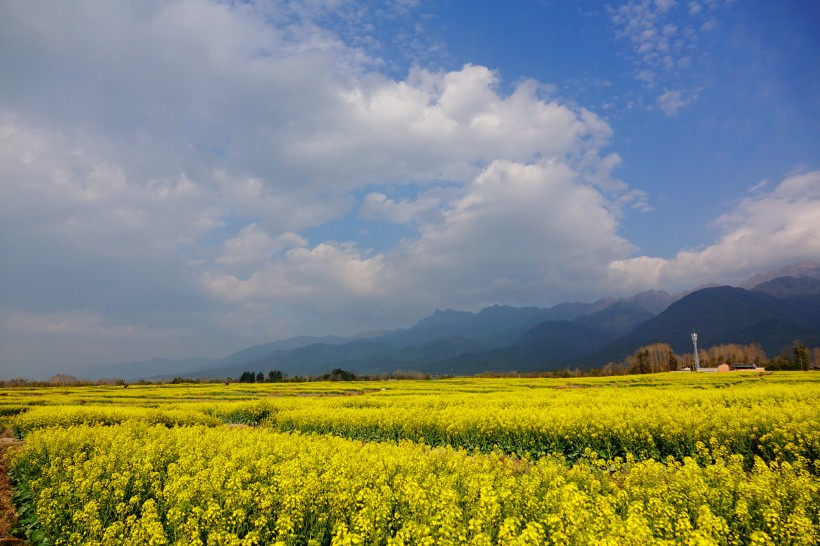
[3,373,820,545]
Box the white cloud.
[359,191,448,224]
[655,0,677,12]
[748,178,768,193]
[610,0,685,75]
[387,160,637,309]
[200,157,639,321]
[201,242,388,313]
[607,171,820,289]
[0,114,219,262]
[1,2,615,200]
[216,224,307,277]
[609,0,725,113]
[657,89,697,115]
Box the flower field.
[5,373,820,544]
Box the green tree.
[667,352,678,371]
[328,368,356,381]
[793,343,810,371]
[627,349,651,374]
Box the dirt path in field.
[0,431,25,545]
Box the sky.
[1,0,819,378]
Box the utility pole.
[691,330,700,372]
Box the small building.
[731,363,764,372]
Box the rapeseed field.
[6,373,820,544]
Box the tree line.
[235,368,358,383]
[600,341,818,375]
[234,368,432,383]
[237,370,287,383]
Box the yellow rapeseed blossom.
[10,421,820,545]
[6,373,820,544]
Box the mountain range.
[88,263,820,380]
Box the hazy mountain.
[536,299,616,320]
[378,302,614,348]
[354,337,490,374]
[402,278,818,375]
[188,336,496,380]
[216,335,352,368]
[142,336,351,380]
[98,262,820,381]
[751,276,820,297]
[574,302,656,338]
[181,300,619,379]
[583,283,820,367]
[171,281,819,379]
[517,320,615,361]
[426,321,614,375]
[624,290,676,314]
[753,278,820,337]
[423,300,656,375]
[167,339,387,380]
[740,261,820,289]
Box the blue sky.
[1,0,819,378]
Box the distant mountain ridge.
[740,261,820,289]
[751,276,820,297]
[581,282,820,368]
[88,262,820,380]
[574,302,656,338]
[432,277,820,374]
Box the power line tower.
[691,330,700,372]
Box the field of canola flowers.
[4,372,820,545]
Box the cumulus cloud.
[387,160,637,309]
[0,114,220,316]
[215,224,307,277]
[607,170,820,290]
[200,157,639,321]
[200,242,388,318]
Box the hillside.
[574,302,656,337]
[170,300,624,379]
[583,284,820,367]
[739,261,820,288]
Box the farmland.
[4,372,820,544]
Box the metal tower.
[691,330,700,372]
